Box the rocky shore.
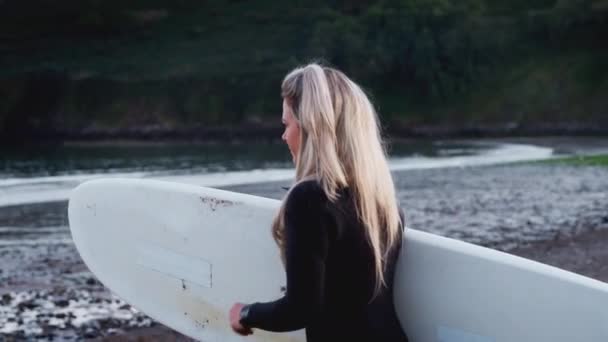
[1,158,607,340]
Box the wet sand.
[1,143,608,340]
[509,223,608,283]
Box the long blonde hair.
[271,63,403,298]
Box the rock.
[36,334,55,341]
[17,300,38,311]
[84,332,97,339]
[54,299,69,308]
[1,293,12,305]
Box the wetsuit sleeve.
[240,182,330,332]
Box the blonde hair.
[271,63,403,298]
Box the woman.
[228,63,408,341]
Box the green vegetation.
[543,154,608,166]
[0,0,606,141]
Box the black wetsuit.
[241,180,409,342]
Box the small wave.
[0,171,151,188]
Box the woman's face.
[281,98,301,165]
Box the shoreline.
[3,123,608,147]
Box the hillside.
[1,0,607,142]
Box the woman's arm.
[240,182,330,332]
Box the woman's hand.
[229,303,253,336]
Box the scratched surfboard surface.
[68,178,304,342]
[69,178,608,342]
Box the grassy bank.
[543,154,608,167]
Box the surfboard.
[68,178,608,341]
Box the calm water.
[0,140,486,178]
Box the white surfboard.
[68,178,608,341]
